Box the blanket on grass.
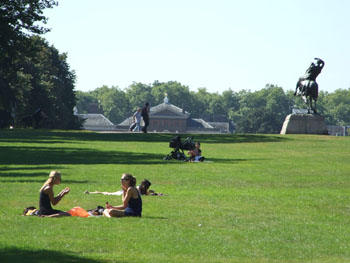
[23,206,104,217]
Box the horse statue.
[294,58,324,114]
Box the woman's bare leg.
[103,209,125,217]
[41,212,71,218]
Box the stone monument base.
[280,114,328,135]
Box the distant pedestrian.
[141,102,150,133]
[132,108,142,132]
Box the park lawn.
[0,130,349,263]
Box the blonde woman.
[38,171,71,217]
[103,173,142,217]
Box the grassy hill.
[0,130,349,263]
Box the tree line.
[1,1,350,133]
[76,82,350,134]
[0,0,80,129]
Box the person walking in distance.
[129,108,142,132]
[141,102,150,133]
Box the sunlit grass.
[0,130,350,262]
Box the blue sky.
[43,0,350,94]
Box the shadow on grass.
[0,145,166,166]
[0,172,47,178]
[0,167,67,178]
[0,129,290,144]
[0,247,123,263]
[0,167,91,182]
[0,179,89,183]
[0,166,65,172]
[0,145,256,166]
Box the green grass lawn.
[0,130,349,263]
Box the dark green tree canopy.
[74,82,350,133]
[0,1,80,129]
[0,0,57,37]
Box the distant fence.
[327,125,350,136]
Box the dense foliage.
[76,82,350,133]
[0,0,80,129]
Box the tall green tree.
[323,89,350,126]
[75,91,100,114]
[125,82,154,111]
[13,36,80,128]
[190,88,212,119]
[0,0,58,127]
[92,86,130,124]
[231,85,292,133]
[151,81,193,112]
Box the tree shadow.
[0,145,167,166]
[0,171,47,178]
[0,145,253,166]
[0,129,291,144]
[0,166,65,172]
[0,247,124,263]
[0,179,90,183]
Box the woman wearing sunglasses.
[103,173,142,217]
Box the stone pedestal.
[280,114,328,134]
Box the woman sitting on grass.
[103,173,142,217]
[188,141,204,162]
[38,171,71,217]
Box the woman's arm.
[106,188,133,210]
[86,190,122,196]
[45,187,69,206]
[188,150,195,156]
[191,148,200,156]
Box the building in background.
[74,107,115,131]
[117,96,234,133]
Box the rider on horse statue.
[294,58,325,113]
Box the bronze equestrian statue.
[294,58,325,114]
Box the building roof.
[77,114,115,130]
[150,102,190,119]
[117,96,233,133]
[208,122,229,130]
[190,118,214,129]
[118,101,190,126]
[118,116,133,126]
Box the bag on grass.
[67,206,89,217]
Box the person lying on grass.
[85,179,163,196]
[38,171,71,217]
[103,173,142,218]
[137,179,164,196]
